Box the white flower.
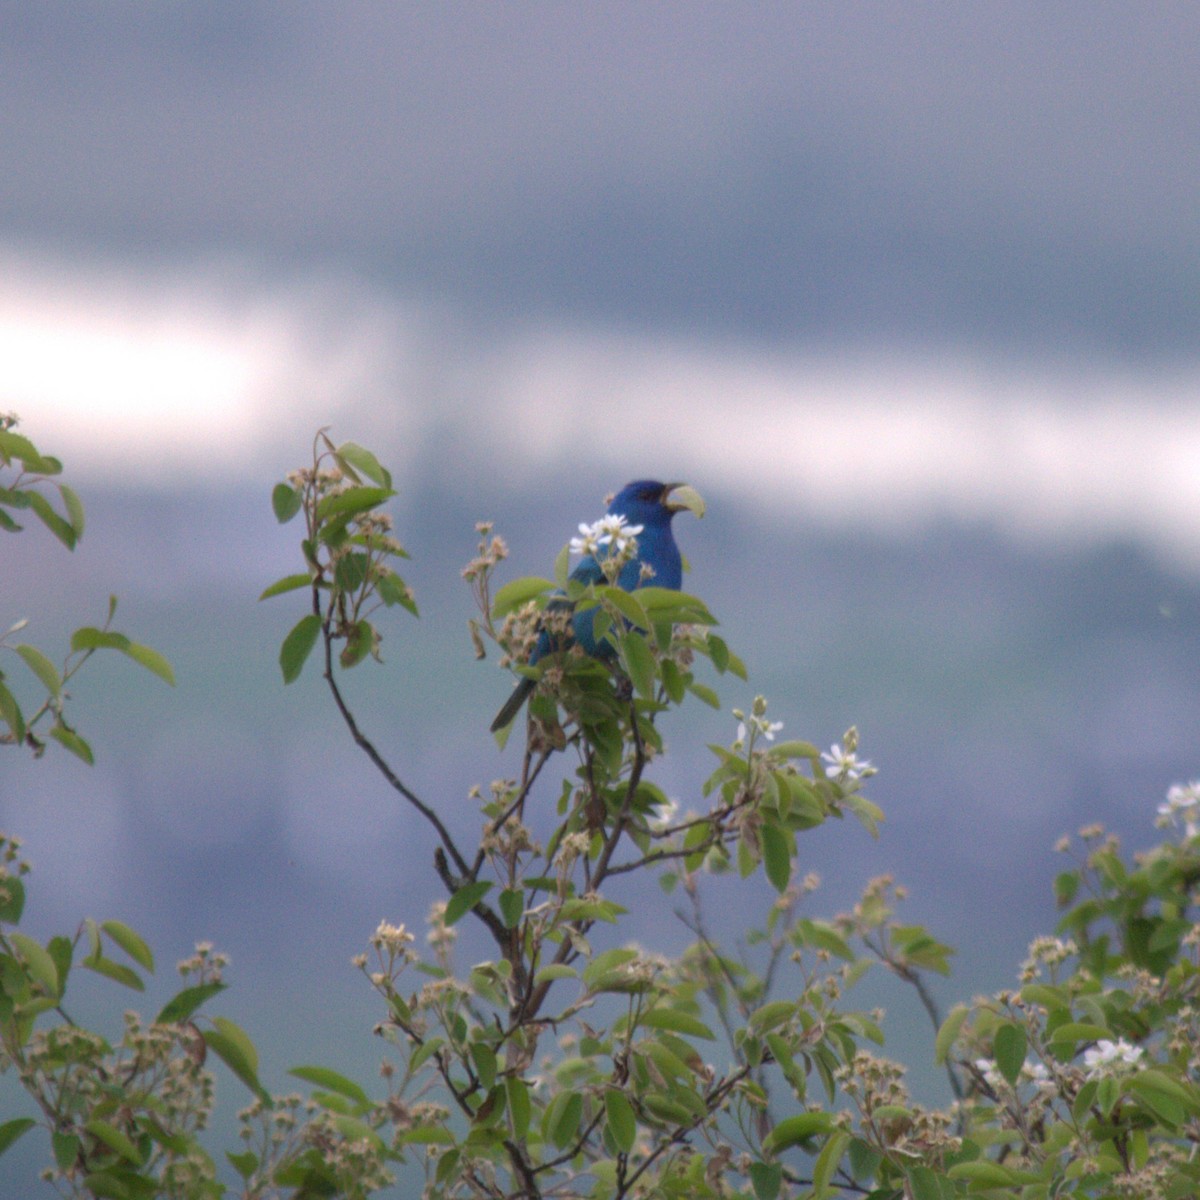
[822,742,872,782]
[735,706,783,748]
[1158,781,1200,816]
[1157,781,1200,838]
[594,513,643,549]
[568,523,601,557]
[650,796,680,831]
[974,1057,1004,1090]
[568,514,644,558]
[1082,1038,1143,1078]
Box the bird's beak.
[662,482,706,518]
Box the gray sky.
[4,2,1197,354]
[4,2,1200,563]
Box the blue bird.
[490,480,704,733]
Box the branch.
[321,628,471,880]
[864,933,964,1103]
[618,1065,752,1197]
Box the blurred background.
[3,3,1199,1189]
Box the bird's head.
[607,480,706,528]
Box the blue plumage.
[490,480,701,732]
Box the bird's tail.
[490,675,536,734]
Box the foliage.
[3,422,1200,1199]
[0,414,174,762]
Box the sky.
[1,2,1198,567]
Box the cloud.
[0,6,1196,354]
[0,247,422,480]
[6,248,1200,573]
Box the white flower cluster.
[732,696,782,750]
[1157,781,1200,839]
[568,513,643,559]
[822,741,873,783]
[1082,1037,1144,1078]
[973,1057,1053,1093]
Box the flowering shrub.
[2,424,1199,1199]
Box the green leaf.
[533,964,577,986]
[659,657,685,703]
[52,1131,80,1170]
[84,1119,142,1165]
[605,1088,637,1154]
[82,954,144,991]
[906,1164,954,1200]
[638,1007,715,1040]
[279,614,322,684]
[11,932,59,994]
[1129,1069,1196,1126]
[764,1111,834,1152]
[102,920,154,972]
[47,936,72,993]
[0,1118,36,1158]
[760,822,792,893]
[469,1041,497,1091]
[26,490,76,548]
[58,482,84,538]
[0,429,46,467]
[259,572,313,601]
[1055,869,1080,906]
[491,576,555,620]
[637,587,716,623]
[795,919,855,961]
[70,627,130,653]
[506,1076,531,1138]
[272,482,303,523]
[49,722,94,764]
[444,880,493,926]
[599,585,650,631]
[812,1131,851,1197]
[770,739,822,761]
[642,1040,696,1083]
[687,681,720,708]
[377,569,418,614]
[15,644,60,697]
[333,1113,385,1148]
[338,619,374,669]
[1048,1021,1110,1050]
[994,1022,1027,1085]
[749,1161,782,1200]
[121,642,175,685]
[156,981,226,1024]
[551,541,571,588]
[934,1004,968,1066]
[1020,982,1069,1013]
[583,947,639,990]
[620,630,657,699]
[290,1065,371,1108]
[226,1150,258,1180]
[205,1017,264,1097]
[334,551,369,591]
[946,1161,1021,1187]
[0,679,26,744]
[315,485,394,523]
[0,874,26,923]
[335,442,391,487]
[547,1090,583,1150]
[498,888,524,929]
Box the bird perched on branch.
[490,480,705,733]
